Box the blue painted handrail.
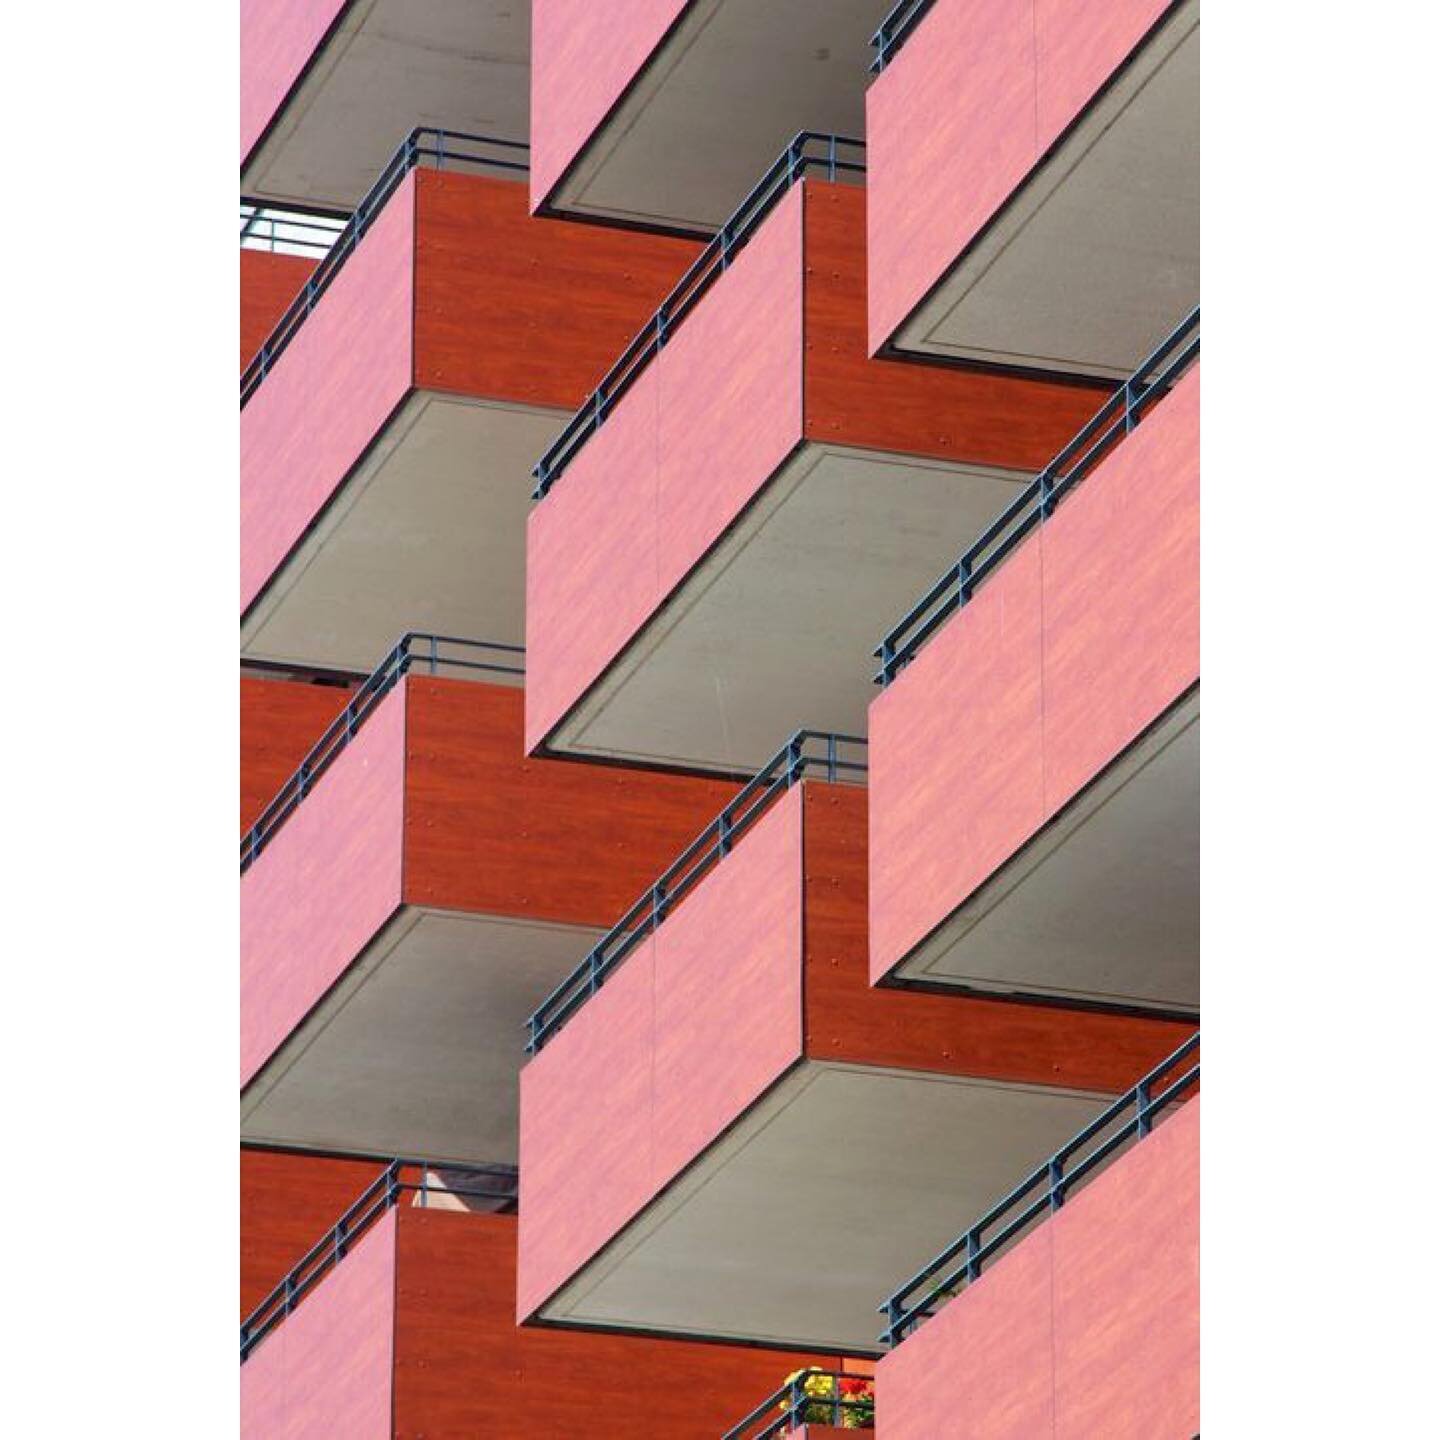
[870,0,939,72]
[722,1369,876,1438]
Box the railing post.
[965,1229,982,1284]
[653,881,668,925]
[957,552,973,606]
[429,634,439,674]
[787,735,803,785]
[656,306,669,349]
[436,128,446,171]
[284,1274,296,1316]
[879,637,895,684]
[587,950,602,997]
[826,732,838,782]
[718,810,733,858]
[334,1215,348,1262]
[828,133,837,181]
[1038,465,1057,519]
[1136,1076,1153,1137]
[1048,1156,1066,1212]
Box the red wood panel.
[240,683,406,1086]
[525,185,805,752]
[867,370,1199,984]
[402,675,735,924]
[240,249,318,371]
[805,184,1104,466]
[240,1148,384,1316]
[529,0,687,210]
[806,786,1193,1092]
[413,169,700,407]
[240,1205,396,1440]
[240,172,415,614]
[395,1209,827,1437]
[240,676,354,832]
[241,0,348,162]
[517,788,805,1320]
[875,1098,1198,1439]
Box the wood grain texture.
[240,1205,395,1440]
[240,0,348,162]
[868,370,1198,983]
[525,185,805,752]
[529,0,687,209]
[413,168,700,407]
[804,183,1104,465]
[804,785,1193,1092]
[875,1097,1198,1439]
[402,675,736,924]
[517,788,804,1320]
[240,1147,385,1316]
[240,676,355,832]
[240,171,415,613]
[241,249,318,371]
[395,1208,828,1437]
[240,683,406,1086]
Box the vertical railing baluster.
[1136,1076,1153,1137]
[1049,1156,1066,1212]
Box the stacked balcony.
[241,131,700,675]
[867,0,1199,375]
[526,135,1107,775]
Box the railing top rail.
[722,1369,877,1439]
[530,131,865,501]
[877,1032,1199,1346]
[870,0,939,71]
[240,204,348,257]
[240,1158,518,1362]
[240,633,524,875]
[240,127,529,406]
[874,306,1198,686]
[522,728,867,1056]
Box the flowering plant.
[778,1369,875,1430]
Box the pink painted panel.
[240,682,406,1086]
[866,0,1036,354]
[240,1206,396,1440]
[240,173,415,614]
[875,1099,1198,1440]
[867,371,1198,982]
[241,0,349,163]
[524,187,805,752]
[1041,365,1199,805]
[529,0,688,210]
[517,790,806,1318]
[868,544,1045,984]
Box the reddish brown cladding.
[402,676,737,923]
[240,248,317,371]
[394,1208,827,1438]
[240,1146,385,1316]
[802,784,1192,1091]
[413,169,703,407]
[802,183,1107,461]
[239,674,353,832]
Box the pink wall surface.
[869,366,1198,982]
[876,1097,1198,1439]
[240,173,415,615]
[525,184,805,753]
[866,0,1173,353]
[517,786,805,1319]
[240,1205,396,1440]
[240,681,407,1086]
[241,0,350,163]
[530,0,688,210]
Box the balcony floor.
[547,442,1027,773]
[894,689,1199,1013]
[242,391,559,673]
[534,1058,1110,1352]
[241,905,602,1164]
[890,0,1198,378]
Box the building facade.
[240,1,1199,1434]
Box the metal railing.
[874,306,1199,686]
[240,1158,518,1362]
[530,131,865,500]
[240,633,524,874]
[870,0,939,72]
[240,204,347,257]
[241,127,529,406]
[877,1031,1199,1347]
[523,729,867,1055]
[723,1369,876,1439]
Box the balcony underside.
[547,0,880,230]
[534,1059,1109,1353]
[242,905,601,1164]
[893,689,1199,1014]
[243,0,530,210]
[242,391,559,673]
[546,443,1027,773]
[890,2,1198,379]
